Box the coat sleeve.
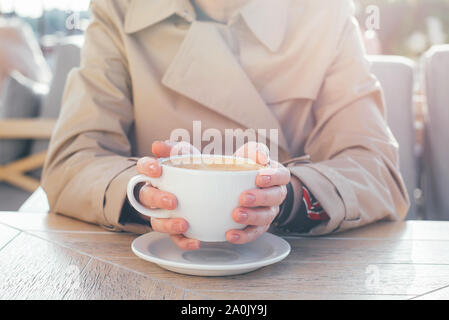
[41,0,150,234]
[288,14,410,235]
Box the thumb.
[152,140,201,158]
[234,142,270,165]
[151,141,173,158]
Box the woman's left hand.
[226,142,291,244]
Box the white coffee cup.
[126,154,263,242]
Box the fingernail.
[161,196,174,209]
[259,175,271,185]
[257,153,269,165]
[238,211,248,222]
[148,163,158,174]
[188,241,199,249]
[231,233,240,241]
[242,193,256,205]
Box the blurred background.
[1,0,448,57]
[356,0,449,58]
[0,0,448,221]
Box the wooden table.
[1,211,449,300]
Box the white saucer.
[131,232,291,276]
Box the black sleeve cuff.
[273,184,323,234]
[273,182,294,227]
[282,197,323,233]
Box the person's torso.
[97,0,353,161]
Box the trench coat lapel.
[124,0,290,153]
[124,0,195,33]
[161,21,289,152]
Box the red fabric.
[302,186,330,221]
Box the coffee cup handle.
[126,174,172,219]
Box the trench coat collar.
[124,0,291,52]
[125,0,291,153]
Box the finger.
[232,206,280,226]
[256,166,291,188]
[170,234,201,251]
[150,217,188,234]
[168,141,201,157]
[136,157,162,177]
[139,184,177,210]
[226,225,269,244]
[152,140,202,158]
[264,159,283,168]
[239,186,287,207]
[234,142,270,165]
[151,141,173,158]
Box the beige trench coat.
[42,0,410,235]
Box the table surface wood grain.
[1,211,448,300]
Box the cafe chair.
[0,72,55,193]
[422,45,449,220]
[368,55,420,220]
[27,40,82,178]
[1,40,81,212]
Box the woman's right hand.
[135,141,201,251]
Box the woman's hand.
[135,140,290,250]
[226,142,291,244]
[136,141,201,251]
